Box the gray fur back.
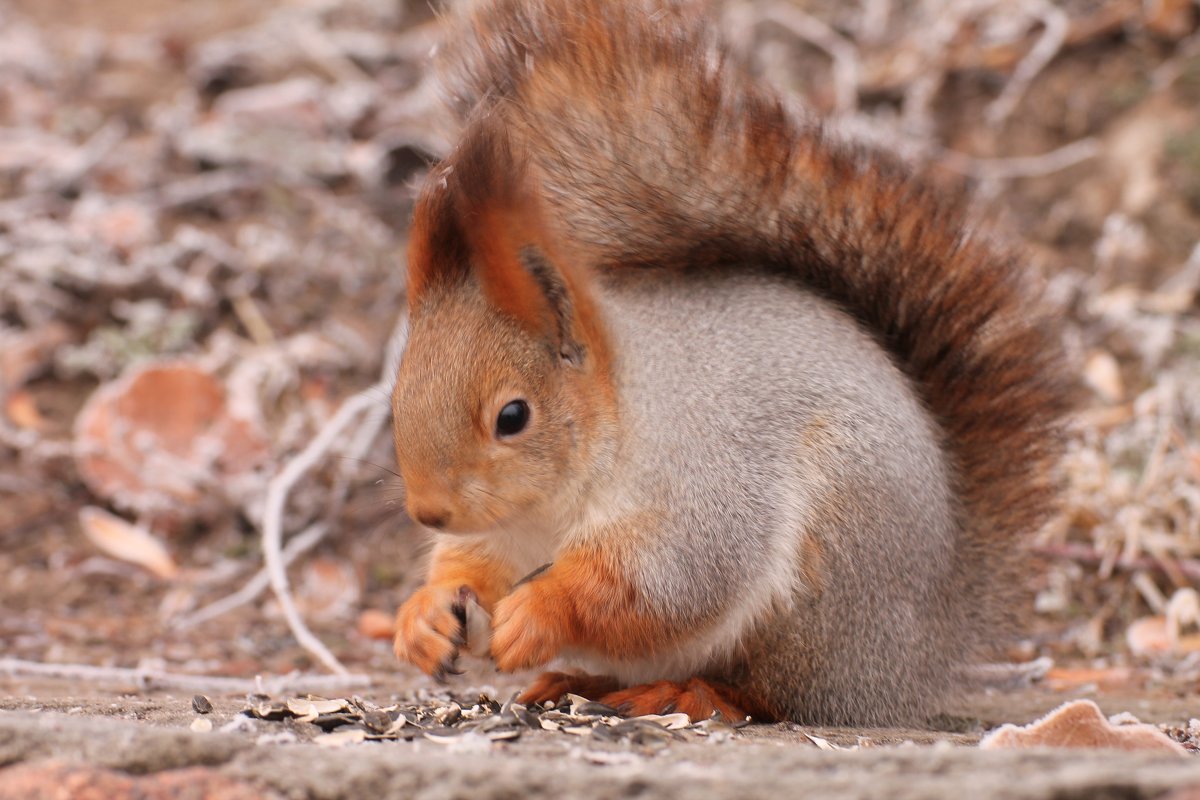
[600,270,963,724]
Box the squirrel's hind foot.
[519,672,756,723]
[601,678,758,723]
[518,670,620,707]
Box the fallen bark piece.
[980,700,1186,755]
[79,506,178,580]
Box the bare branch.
[258,313,408,675]
[857,0,892,45]
[1033,542,1200,583]
[937,137,1101,181]
[985,0,1069,125]
[260,390,381,675]
[175,523,328,630]
[751,1,861,115]
[0,657,371,695]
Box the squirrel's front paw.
[393,585,466,680]
[490,581,567,672]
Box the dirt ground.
[3,676,1200,799]
[4,710,1197,800]
[2,0,1200,796]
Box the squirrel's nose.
[403,478,456,530]
[412,507,451,530]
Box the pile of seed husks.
[236,691,741,749]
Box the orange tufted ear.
[455,135,558,337]
[406,172,469,305]
[407,118,604,366]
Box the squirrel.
[389,0,1073,725]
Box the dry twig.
[937,137,1101,180]
[0,657,372,695]
[742,1,861,115]
[258,315,407,675]
[985,0,1069,125]
[176,523,328,630]
[1034,543,1200,584]
[857,0,892,45]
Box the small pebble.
[192,694,213,714]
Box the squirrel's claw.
[393,585,465,679]
[432,654,465,683]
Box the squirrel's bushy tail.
[436,0,1074,649]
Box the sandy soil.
[4,677,1200,799]
[4,710,1200,800]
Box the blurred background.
[0,0,1198,691]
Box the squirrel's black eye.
[495,400,530,437]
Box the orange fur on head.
[393,115,618,537]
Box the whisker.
[338,455,404,481]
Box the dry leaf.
[69,196,159,256]
[356,609,395,640]
[213,78,328,136]
[1084,350,1124,403]
[1127,616,1174,654]
[1142,0,1196,39]
[980,700,1186,755]
[1130,590,1200,654]
[632,713,691,730]
[74,361,269,519]
[79,506,178,579]
[1042,666,1138,691]
[804,733,841,750]
[4,390,49,431]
